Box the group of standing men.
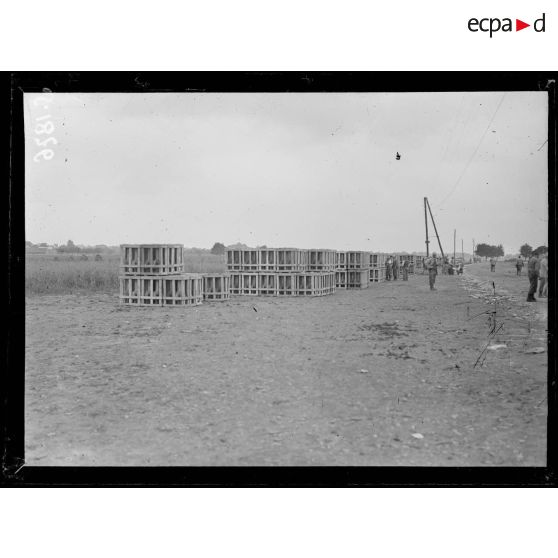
[385,256,411,281]
[526,250,548,302]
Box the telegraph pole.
[453,229,456,265]
[424,197,430,257]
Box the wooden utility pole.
[424,197,430,257]
[461,239,464,262]
[453,229,456,265]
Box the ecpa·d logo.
[468,13,546,37]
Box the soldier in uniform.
[402,258,409,281]
[538,252,548,298]
[386,256,393,281]
[392,256,399,281]
[425,252,438,291]
[526,251,539,302]
[516,257,524,276]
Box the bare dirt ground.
[25,262,547,466]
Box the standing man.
[538,252,548,298]
[385,256,393,281]
[402,258,409,281]
[516,256,524,276]
[526,250,539,302]
[393,256,399,281]
[490,257,496,272]
[425,252,438,291]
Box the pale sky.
[24,92,548,254]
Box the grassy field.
[25,251,227,295]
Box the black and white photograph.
[15,76,552,474]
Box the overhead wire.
[437,92,507,207]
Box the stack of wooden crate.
[335,251,371,289]
[119,245,231,306]
[225,247,336,297]
[368,253,386,283]
[119,244,204,306]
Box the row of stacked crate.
[225,248,336,296]
[226,248,337,272]
[119,245,230,306]
[229,272,335,297]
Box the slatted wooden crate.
[119,274,203,306]
[307,249,337,271]
[226,249,243,271]
[369,268,386,283]
[240,273,259,295]
[119,276,161,305]
[258,249,277,271]
[162,275,204,305]
[295,272,336,296]
[241,249,260,271]
[336,251,347,270]
[228,273,259,296]
[203,273,231,301]
[276,273,298,296]
[120,244,184,275]
[230,273,242,295]
[276,248,308,272]
[347,270,369,289]
[369,253,387,268]
[258,273,278,296]
[346,251,371,270]
[335,270,348,289]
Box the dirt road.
[25,262,547,466]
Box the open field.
[25,251,226,295]
[25,262,547,466]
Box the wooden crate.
[346,251,371,270]
[258,249,277,271]
[259,273,278,296]
[203,273,231,301]
[276,273,298,296]
[241,249,260,271]
[369,268,386,283]
[276,248,308,272]
[335,270,348,289]
[241,273,260,295]
[307,249,337,271]
[347,270,369,289]
[228,273,259,296]
[119,274,203,306]
[226,249,243,271]
[119,276,161,305]
[336,251,347,270]
[295,272,336,296]
[162,275,204,306]
[230,273,242,295]
[120,244,184,275]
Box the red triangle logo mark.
[516,19,530,31]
